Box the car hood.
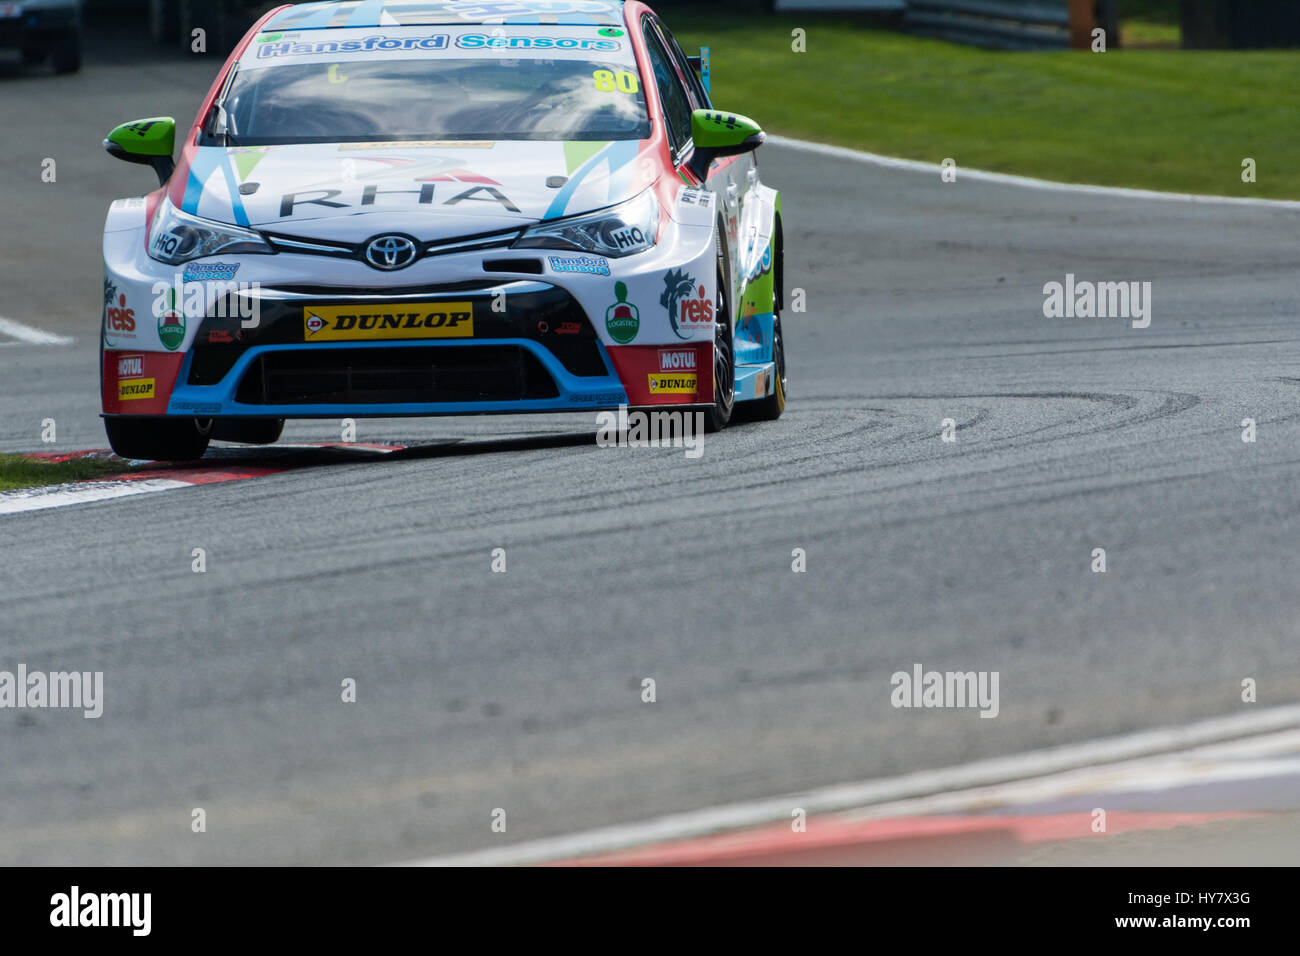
[176,140,651,243]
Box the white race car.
[100,0,786,460]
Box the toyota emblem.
[364,234,418,270]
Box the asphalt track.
[2,26,1300,864]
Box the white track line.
[0,316,75,346]
[401,704,1300,866]
[838,727,1300,822]
[769,135,1300,210]
[0,479,189,515]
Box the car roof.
[267,0,628,31]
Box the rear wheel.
[105,417,211,462]
[210,418,284,445]
[742,315,787,422]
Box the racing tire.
[706,245,735,432]
[50,30,81,74]
[210,418,285,445]
[739,316,786,422]
[105,417,211,462]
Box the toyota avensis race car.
[100,0,786,461]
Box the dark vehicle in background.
[0,0,82,72]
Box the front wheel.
[105,417,211,462]
[705,266,735,433]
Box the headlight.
[514,189,658,258]
[148,200,272,265]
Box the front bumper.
[102,193,720,419]
[102,278,714,418]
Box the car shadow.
[137,430,603,473]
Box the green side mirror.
[104,117,177,186]
[687,109,765,180]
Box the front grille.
[235,346,559,405]
[190,282,609,386]
[262,227,523,266]
[266,281,496,297]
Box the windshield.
[207,57,649,145]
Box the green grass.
[1118,0,1179,24]
[0,453,130,492]
[1116,1,1179,45]
[668,12,1298,199]
[1122,19,1179,49]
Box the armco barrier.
[905,0,1071,49]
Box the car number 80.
[593,70,638,94]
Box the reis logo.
[660,270,713,340]
[106,294,135,332]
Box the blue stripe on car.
[543,140,639,221]
[166,339,629,417]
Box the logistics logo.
[604,281,639,344]
[658,348,697,372]
[661,269,713,340]
[648,373,697,395]
[303,303,474,340]
[158,289,186,351]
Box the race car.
[100,0,786,461]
